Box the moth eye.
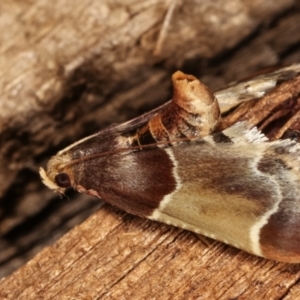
[54,172,71,188]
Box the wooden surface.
[2,205,300,299]
[1,0,300,298]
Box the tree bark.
[1,0,300,298]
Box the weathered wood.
[1,0,300,298]
[2,205,300,299]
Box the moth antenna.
[67,136,194,167]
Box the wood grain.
[1,205,300,299]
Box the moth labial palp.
[40,64,300,263]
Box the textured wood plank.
[1,205,300,299]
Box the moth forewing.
[150,127,300,262]
[216,63,300,113]
[40,66,300,263]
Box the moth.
[40,64,300,263]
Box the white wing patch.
[222,122,268,144]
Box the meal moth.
[40,64,300,263]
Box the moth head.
[39,152,74,194]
